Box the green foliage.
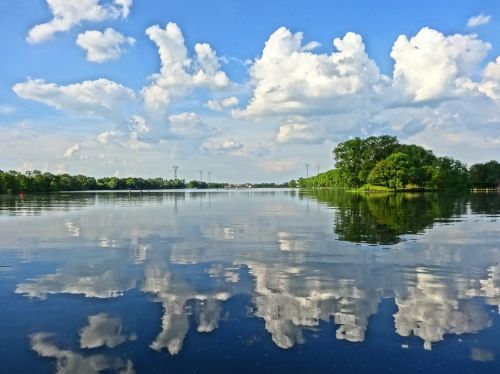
[367,152,410,189]
[356,184,392,192]
[298,170,342,189]
[187,180,207,188]
[333,135,399,187]
[469,160,500,188]
[332,137,365,187]
[430,157,469,190]
[0,170,188,193]
[0,171,6,194]
[396,144,436,187]
[397,144,436,166]
[3,170,21,192]
[0,170,292,194]
[297,135,476,191]
[251,182,289,188]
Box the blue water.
[0,190,499,373]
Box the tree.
[469,161,500,188]
[0,170,191,193]
[334,136,399,187]
[397,144,436,187]
[333,137,365,187]
[3,171,20,192]
[358,136,400,183]
[430,157,469,190]
[187,180,208,188]
[368,152,410,189]
[0,171,6,193]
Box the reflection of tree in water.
[469,193,500,215]
[0,193,93,216]
[304,190,468,244]
[0,192,191,217]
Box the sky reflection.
[1,190,500,372]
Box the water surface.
[1,190,500,373]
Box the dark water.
[1,190,500,373]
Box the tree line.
[0,170,294,194]
[0,170,222,193]
[297,135,500,190]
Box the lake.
[1,189,500,373]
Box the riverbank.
[300,184,499,193]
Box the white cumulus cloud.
[13,78,135,120]
[236,27,383,117]
[96,131,120,144]
[168,112,200,124]
[276,123,325,144]
[205,96,239,111]
[168,112,218,138]
[64,143,81,158]
[128,115,150,139]
[76,28,135,63]
[114,0,132,18]
[467,13,492,28]
[478,57,500,100]
[391,27,491,101]
[27,0,133,44]
[142,22,230,113]
[200,138,243,154]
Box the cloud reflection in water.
[3,191,500,362]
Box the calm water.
[1,190,500,373]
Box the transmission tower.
[172,165,178,179]
[199,170,203,183]
[305,163,310,178]
[208,171,211,185]
[317,164,320,175]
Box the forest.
[298,136,500,190]
[0,170,292,193]
[0,171,220,193]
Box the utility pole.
[172,165,178,179]
[305,163,310,178]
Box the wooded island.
[295,136,500,191]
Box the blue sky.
[1,0,500,182]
